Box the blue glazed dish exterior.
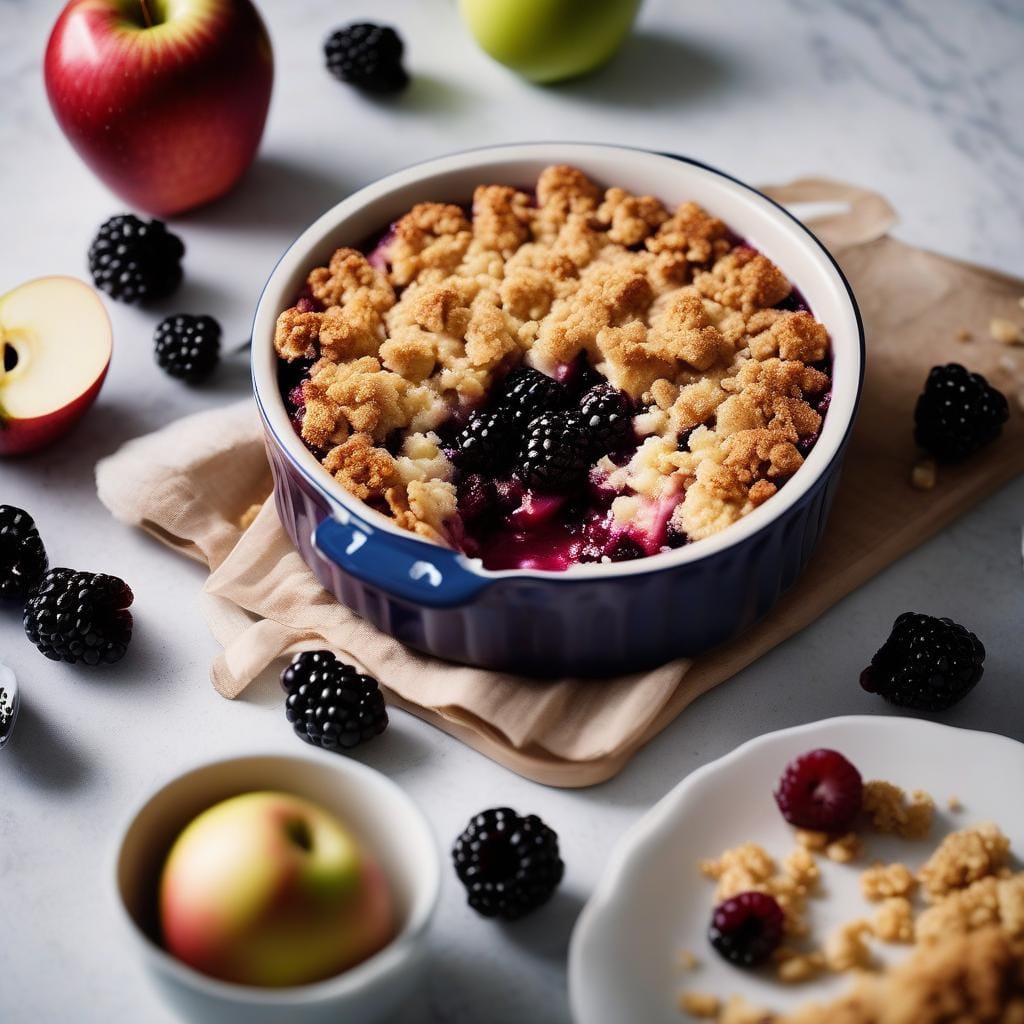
[254,145,864,677]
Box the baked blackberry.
[519,412,589,492]
[708,891,785,967]
[454,408,512,471]
[88,214,184,304]
[281,650,388,752]
[499,367,567,428]
[774,748,863,832]
[0,506,47,602]
[154,314,222,383]
[914,363,1008,463]
[324,23,409,94]
[578,383,634,454]
[861,612,985,711]
[452,807,564,920]
[23,569,134,665]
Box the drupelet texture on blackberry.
[914,363,1008,463]
[454,408,512,471]
[23,569,133,665]
[578,382,634,454]
[154,314,222,383]
[324,23,409,93]
[452,807,564,920]
[774,748,863,832]
[499,367,567,427]
[0,506,47,602]
[861,612,985,711]
[519,412,589,492]
[708,891,785,967]
[88,214,184,304]
[281,650,388,752]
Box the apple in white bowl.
[45,0,274,217]
[459,0,642,83]
[159,791,396,988]
[0,277,112,457]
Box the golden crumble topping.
[861,863,917,901]
[862,780,935,839]
[276,165,831,553]
[917,823,1011,900]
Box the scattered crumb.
[679,991,720,1018]
[775,948,827,983]
[824,919,874,972]
[861,862,917,901]
[862,780,935,839]
[947,795,962,812]
[720,996,770,1024]
[917,823,1011,900]
[678,948,699,971]
[956,327,973,342]
[998,353,1018,375]
[990,317,1022,345]
[825,832,863,863]
[871,896,915,943]
[915,873,1024,944]
[794,829,829,852]
[238,502,263,530]
[910,457,936,491]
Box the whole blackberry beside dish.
[154,314,222,383]
[578,382,633,454]
[281,650,388,751]
[324,23,409,93]
[861,612,984,711]
[24,569,134,665]
[0,506,47,602]
[708,891,785,967]
[519,412,589,492]
[88,214,184,304]
[914,363,1008,463]
[452,807,564,920]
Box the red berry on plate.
[773,748,863,832]
[708,891,784,967]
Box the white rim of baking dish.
[252,143,864,582]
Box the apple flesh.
[160,791,396,988]
[0,277,112,457]
[458,0,642,84]
[45,0,273,217]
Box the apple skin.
[459,0,642,84]
[159,792,396,988]
[45,0,274,217]
[0,276,112,457]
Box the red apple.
[0,277,112,457]
[45,0,274,217]
[160,791,396,988]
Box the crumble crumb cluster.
[274,164,831,556]
[684,786,1024,1023]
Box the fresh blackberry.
[774,748,863,832]
[578,383,633,454]
[23,569,133,665]
[324,23,409,94]
[452,807,564,920]
[519,412,589,492]
[499,367,567,428]
[281,650,388,752]
[154,314,222,383]
[860,612,985,711]
[88,214,184,304]
[914,363,1008,463]
[0,661,19,748]
[708,891,785,967]
[454,408,512,471]
[0,506,47,602]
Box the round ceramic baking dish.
[252,144,863,676]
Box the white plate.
[569,716,1024,1023]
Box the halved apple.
[0,276,112,456]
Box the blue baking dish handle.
[313,512,490,609]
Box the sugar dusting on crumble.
[274,165,831,551]
[683,792,1024,1022]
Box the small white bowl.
[115,752,439,1024]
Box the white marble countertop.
[2,1,1023,1021]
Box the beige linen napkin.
[96,180,1024,787]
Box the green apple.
[458,0,642,84]
[159,791,395,987]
